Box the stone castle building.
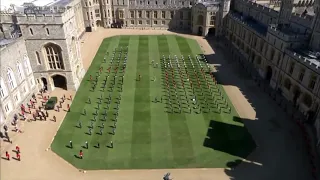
[0,0,86,124]
[81,0,229,36]
[221,0,320,138]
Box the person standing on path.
[16,151,20,161]
[5,151,10,160]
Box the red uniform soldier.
[5,151,10,160]
[79,150,83,159]
[16,145,20,153]
[16,152,20,161]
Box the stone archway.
[198,26,203,36]
[41,77,48,91]
[265,66,272,82]
[52,74,67,90]
[96,20,102,27]
[208,27,215,36]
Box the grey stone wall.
[0,38,38,125]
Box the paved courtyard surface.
[0,29,312,180]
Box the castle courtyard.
[0,29,314,180]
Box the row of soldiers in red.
[5,145,21,161]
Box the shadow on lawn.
[203,118,256,159]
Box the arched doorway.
[41,77,48,91]
[52,75,67,90]
[198,26,203,36]
[96,20,101,27]
[292,85,301,106]
[265,66,272,82]
[208,27,215,36]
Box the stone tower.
[278,0,295,24]
[309,0,320,50]
[216,0,230,37]
[16,2,86,91]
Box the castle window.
[4,103,11,113]
[130,11,134,18]
[138,11,142,18]
[170,11,174,19]
[154,20,157,25]
[29,28,34,35]
[138,20,142,25]
[7,68,17,90]
[44,43,64,70]
[308,74,317,90]
[36,51,41,64]
[146,11,150,18]
[161,20,165,25]
[146,20,150,25]
[24,55,32,74]
[288,62,295,75]
[14,93,20,104]
[119,11,124,19]
[131,20,134,25]
[46,28,50,35]
[155,1,158,5]
[154,11,157,18]
[298,68,305,82]
[162,11,165,18]
[163,1,166,5]
[17,62,25,80]
[0,78,8,99]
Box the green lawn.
[51,35,256,170]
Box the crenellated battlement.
[286,50,320,71]
[0,13,14,23]
[237,0,279,16]
[290,13,314,25]
[16,14,63,25]
[268,24,309,41]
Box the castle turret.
[278,0,295,25]
[309,0,320,50]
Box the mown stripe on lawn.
[175,36,220,166]
[162,35,196,167]
[130,35,152,168]
[148,35,174,168]
[106,35,137,169]
[82,36,123,169]
[51,36,116,169]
